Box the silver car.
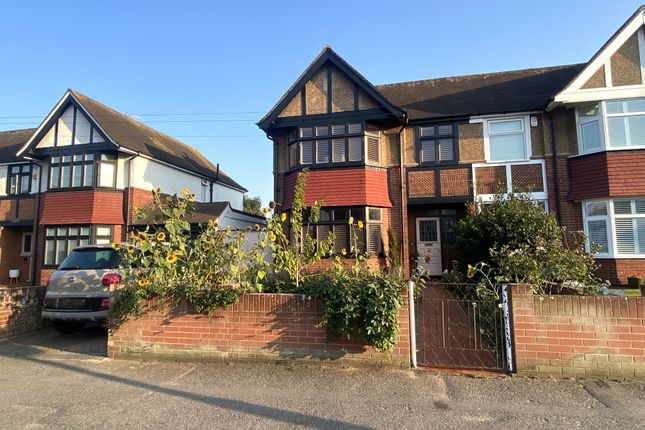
[42,245,121,333]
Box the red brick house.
[0,90,260,286]
[258,7,645,285]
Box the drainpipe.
[408,280,417,368]
[28,163,42,286]
[397,123,407,278]
[124,155,136,240]
[546,111,563,225]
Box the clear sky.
[0,0,642,205]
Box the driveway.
[1,328,645,429]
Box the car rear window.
[58,248,120,270]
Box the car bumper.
[41,309,108,323]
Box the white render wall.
[0,166,6,196]
[129,156,243,207]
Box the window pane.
[299,127,313,138]
[300,141,313,164]
[613,200,632,215]
[367,137,379,163]
[100,153,116,161]
[581,120,602,151]
[46,228,55,236]
[289,144,297,168]
[57,227,67,236]
[490,119,523,134]
[608,117,628,147]
[73,154,83,162]
[628,115,645,146]
[438,125,452,136]
[332,209,347,221]
[333,225,347,253]
[96,226,111,237]
[69,227,79,236]
[50,166,60,188]
[607,99,645,114]
[332,139,346,162]
[587,220,609,253]
[348,123,362,134]
[315,125,329,137]
[421,140,435,163]
[51,156,60,164]
[316,140,329,164]
[331,124,345,135]
[636,199,645,214]
[79,238,90,247]
[68,239,79,252]
[80,227,90,236]
[11,166,20,174]
[419,126,435,138]
[615,218,636,254]
[85,153,94,161]
[489,134,525,161]
[60,165,71,188]
[368,208,381,221]
[84,164,94,187]
[99,162,115,187]
[44,240,55,265]
[72,164,82,187]
[348,137,362,162]
[23,234,32,254]
[438,138,454,161]
[19,176,29,194]
[56,239,67,264]
[367,224,382,253]
[586,201,608,216]
[62,155,71,163]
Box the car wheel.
[52,321,85,334]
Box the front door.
[416,217,442,276]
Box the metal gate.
[415,283,512,372]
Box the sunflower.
[357,220,364,229]
[348,216,354,225]
[269,201,276,209]
[166,253,178,264]
[269,232,277,242]
[245,226,252,233]
[136,278,150,287]
[254,223,260,231]
[111,242,121,250]
[341,248,347,256]
[126,244,136,253]
[156,232,166,241]
[181,188,190,196]
[334,256,341,263]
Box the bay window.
[288,122,380,169]
[577,98,645,153]
[49,152,116,190]
[583,198,645,257]
[296,206,383,255]
[44,225,113,266]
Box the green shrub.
[455,193,602,293]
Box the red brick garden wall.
[108,293,410,367]
[512,285,645,379]
[0,286,46,339]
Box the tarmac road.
[1,327,645,429]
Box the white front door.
[416,217,442,276]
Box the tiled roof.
[70,90,247,192]
[0,128,37,163]
[376,64,585,121]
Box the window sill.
[20,253,32,257]
[592,254,645,259]
[573,147,645,157]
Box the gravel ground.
[1,327,644,429]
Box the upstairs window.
[577,98,645,153]
[417,124,456,164]
[485,117,529,162]
[288,122,380,169]
[49,152,116,190]
[7,164,32,195]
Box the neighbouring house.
[258,7,645,286]
[0,89,262,286]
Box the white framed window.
[484,117,531,162]
[576,98,645,154]
[583,198,645,257]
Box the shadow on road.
[0,324,107,358]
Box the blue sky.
[0,1,642,205]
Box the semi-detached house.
[0,89,261,286]
[258,7,645,286]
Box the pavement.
[1,328,645,429]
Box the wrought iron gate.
[415,283,512,372]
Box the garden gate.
[415,283,513,372]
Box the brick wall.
[569,151,645,200]
[0,286,46,339]
[108,293,410,367]
[596,259,645,285]
[512,284,645,379]
[0,227,31,285]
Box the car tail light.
[101,273,122,287]
[100,298,110,308]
